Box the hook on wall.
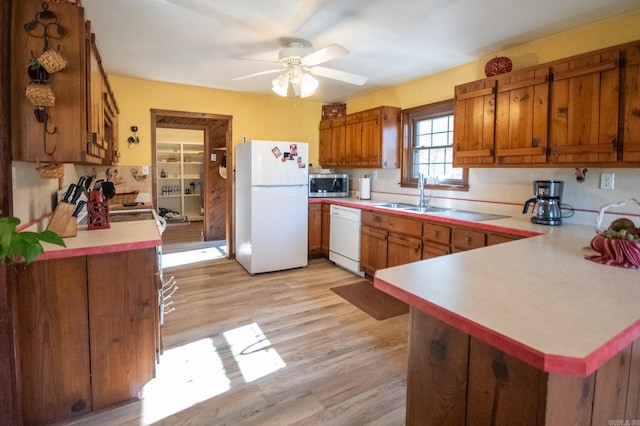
[575,168,588,183]
[127,126,140,147]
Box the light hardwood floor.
[63,257,409,425]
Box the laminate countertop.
[372,219,640,377]
[37,219,163,261]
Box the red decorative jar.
[484,56,513,77]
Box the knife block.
[47,202,77,237]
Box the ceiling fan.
[231,40,367,98]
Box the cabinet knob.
[433,230,440,237]
[71,399,87,413]
[465,236,471,242]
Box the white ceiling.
[81,0,639,104]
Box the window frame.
[400,99,469,191]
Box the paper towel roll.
[360,177,371,200]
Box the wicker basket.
[586,198,640,269]
[37,49,68,74]
[25,84,55,107]
[36,155,64,180]
[111,191,139,205]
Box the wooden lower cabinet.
[360,224,388,274]
[407,308,640,425]
[321,203,331,255]
[308,203,322,257]
[15,248,159,425]
[360,210,422,275]
[387,232,421,267]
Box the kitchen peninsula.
[13,220,162,425]
[374,221,640,424]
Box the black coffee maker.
[522,180,564,226]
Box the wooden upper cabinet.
[11,1,118,165]
[319,119,333,165]
[319,106,400,168]
[319,117,346,167]
[622,43,640,163]
[495,66,550,165]
[548,49,620,164]
[453,79,496,167]
[345,113,362,166]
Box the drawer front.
[452,227,486,250]
[422,241,451,259]
[362,210,422,237]
[423,221,451,245]
[487,232,521,246]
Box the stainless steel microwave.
[308,173,349,198]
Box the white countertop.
[38,220,163,260]
[373,220,640,377]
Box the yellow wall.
[347,9,640,111]
[110,77,323,166]
[111,9,640,168]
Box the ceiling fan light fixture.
[299,73,319,98]
[272,73,289,97]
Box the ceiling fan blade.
[310,66,367,85]
[301,44,348,66]
[230,68,283,81]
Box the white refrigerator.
[235,140,309,274]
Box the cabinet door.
[453,79,496,167]
[388,232,422,267]
[330,117,346,166]
[319,119,332,166]
[15,257,91,425]
[87,249,157,410]
[549,49,620,164]
[321,203,331,255]
[11,1,91,163]
[422,241,451,259]
[495,67,550,165]
[622,43,640,163]
[361,109,382,166]
[308,203,322,255]
[345,113,362,166]
[360,225,388,274]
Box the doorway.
[151,110,233,255]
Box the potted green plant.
[0,211,65,264]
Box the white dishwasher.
[329,205,364,276]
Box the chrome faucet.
[418,173,431,206]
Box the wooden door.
[360,109,382,167]
[549,48,620,164]
[321,203,331,255]
[622,43,640,163]
[345,113,362,166]
[87,249,157,410]
[495,66,550,165]
[319,119,332,166]
[360,225,388,274]
[330,117,346,166]
[15,257,91,425]
[387,232,422,267]
[308,203,322,255]
[453,79,497,167]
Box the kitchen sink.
[398,205,451,213]
[372,202,416,209]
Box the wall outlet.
[141,165,149,176]
[211,153,217,161]
[600,173,615,190]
